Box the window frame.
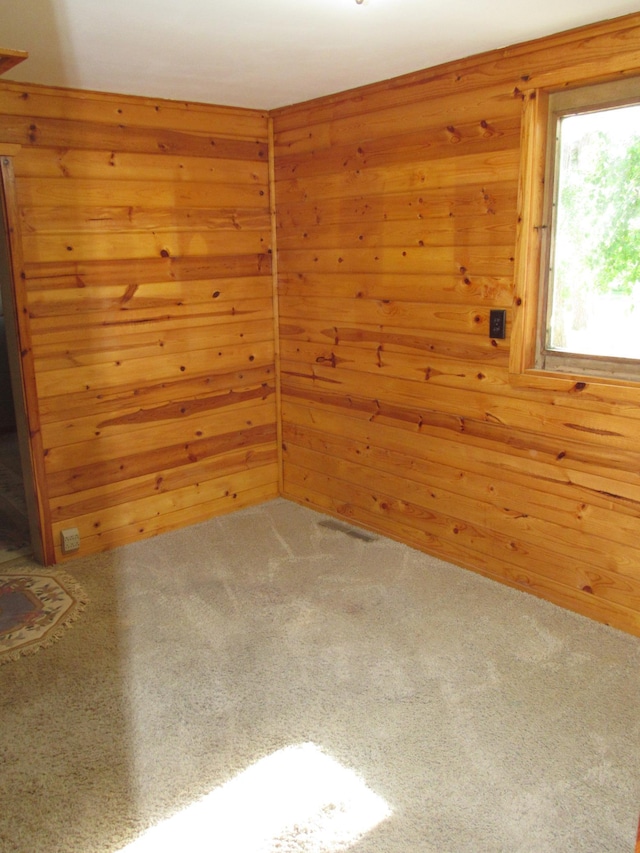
[510,76,640,389]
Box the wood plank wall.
[0,82,278,562]
[272,13,640,636]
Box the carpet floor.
[0,498,638,852]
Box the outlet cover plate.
[489,309,506,339]
[60,527,80,553]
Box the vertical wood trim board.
[0,82,279,562]
[268,117,284,493]
[272,12,640,637]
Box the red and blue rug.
[0,568,87,664]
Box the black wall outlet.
[489,309,506,339]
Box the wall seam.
[267,116,284,494]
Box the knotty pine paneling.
[272,12,640,637]
[4,14,640,637]
[0,81,277,562]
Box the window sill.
[509,366,640,396]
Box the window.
[512,77,640,384]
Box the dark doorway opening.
[0,315,30,561]
[0,165,32,562]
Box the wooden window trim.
[510,88,549,385]
[510,82,640,393]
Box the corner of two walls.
[3,12,640,637]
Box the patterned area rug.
[0,568,88,664]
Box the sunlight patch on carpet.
[119,742,392,852]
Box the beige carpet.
[0,498,638,852]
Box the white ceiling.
[2,0,639,110]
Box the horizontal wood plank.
[275,115,521,181]
[21,205,271,235]
[276,149,520,204]
[276,182,518,230]
[41,382,275,448]
[278,272,513,306]
[23,254,272,290]
[48,421,277,498]
[51,444,277,522]
[278,247,514,277]
[0,79,269,137]
[16,176,269,209]
[36,338,275,398]
[22,228,269,264]
[274,83,522,154]
[276,212,517,251]
[280,382,640,494]
[44,396,276,473]
[0,113,268,159]
[14,147,269,183]
[281,400,640,518]
[279,293,506,331]
[32,316,273,371]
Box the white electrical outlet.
[60,527,81,553]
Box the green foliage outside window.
[557,121,640,300]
